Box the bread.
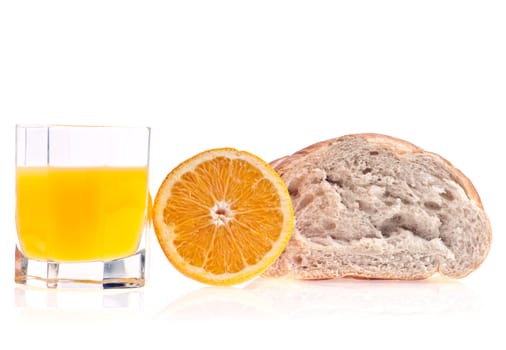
[264,134,492,279]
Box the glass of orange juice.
[15,124,150,289]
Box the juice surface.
[16,166,148,262]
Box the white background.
[1,0,505,349]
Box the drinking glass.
[15,125,150,289]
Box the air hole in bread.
[325,175,343,188]
[322,219,336,230]
[362,167,372,175]
[297,195,313,211]
[401,198,412,205]
[440,189,454,201]
[358,200,377,214]
[287,177,303,197]
[424,201,441,210]
[380,214,404,238]
[390,214,403,224]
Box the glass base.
[14,246,145,289]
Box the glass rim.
[15,124,151,131]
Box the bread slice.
[264,134,492,279]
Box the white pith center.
[210,200,234,226]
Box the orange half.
[153,148,294,286]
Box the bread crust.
[266,133,492,280]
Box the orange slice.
[153,148,294,286]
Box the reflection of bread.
[246,277,479,317]
[265,134,492,279]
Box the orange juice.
[16,166,148,262]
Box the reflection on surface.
[157,276,479,320]
[156,286,275,319]
[14,285,144,322]
[245,276,479,318]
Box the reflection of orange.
[147,192,153,223]
[156,286,275,320]
[153,148,294,286]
